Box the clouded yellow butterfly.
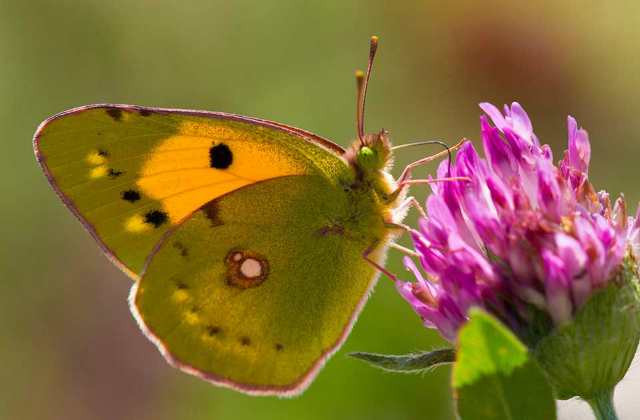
[33,37,464,396]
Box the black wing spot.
[121,189,141,203]
[108,168,125,179]
[176,281,188,290]
[202,201,224,227]
[106,108,123,122]
[144,210,168,228]
[241,336,251,346]
[275,343,284,351]
[139,109,153,117]
[173,241,189,257]
[206,326,220,336]
[97,148,109,157]
[209,143,233,169]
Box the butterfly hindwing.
[34,105,346,278]
[132,174,390,395]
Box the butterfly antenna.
[355,70,365,144]
[359,36,379,140]
[392,140,453,171]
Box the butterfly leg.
[362,239,425,281]
[390,242,420,257]
[362,241,398,282]
[387,176,471,207]
[386,138,467,205]
[384,221,417,235]
[396,137,467,185]
[393,196,427,219]
[362,221,428,281]
[383,220,433,257]
[400,177,470,187]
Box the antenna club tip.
[355,70,365,79]
[370,36,379,52]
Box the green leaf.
[453,309,556,420]
[348,348,455,373]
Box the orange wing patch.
[34,105,346,278]
[131,121,308,228]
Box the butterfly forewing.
[34,105,345,278]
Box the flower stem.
[586,389,618,420]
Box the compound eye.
[356,146,380,170]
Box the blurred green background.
[3,1,640,419]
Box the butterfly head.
[349,130,392,172]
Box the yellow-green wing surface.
[34,105,346,279]
[132,173,390,395]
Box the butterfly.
[33,37,465,396]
